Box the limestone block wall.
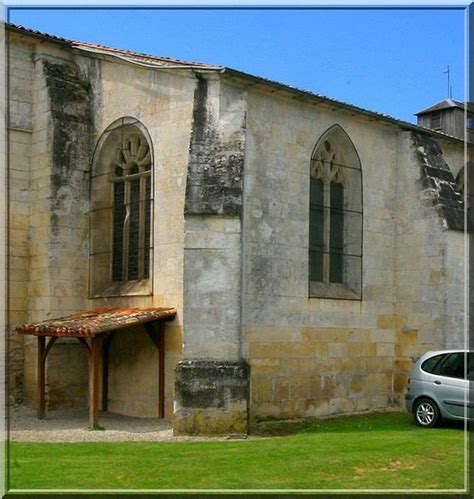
[183,215,242,360]
[8,35,35,403]
[444,231,465,349]
[181,77,246,363]
[174,77,249,434]
[242,87,464,423]
[437,141,465,350]
[393,132,465,374]
[11,34,196,418]
[19,40,93,409]
[107,326,158,417]
[84,56,196,419]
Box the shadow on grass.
[252,411,466,436]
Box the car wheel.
[413,397,441,428]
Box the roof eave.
[7,23,71,48]
[223,67,464,144]
[415,99,465,116]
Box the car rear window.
[438,353,465,379]
[468,353,474,380]
[421,354,445,374]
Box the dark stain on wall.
[175,360,249,409]
[412,133,464,231]
[43,59,93,236]
[185,76,245,215]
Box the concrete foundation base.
[173,360,249,435]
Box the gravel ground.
[9,405,247,443]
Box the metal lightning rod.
[443,65,451,98]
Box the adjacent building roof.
[416,98,464,115]
[16,307,177,337]
[7,23,464,143]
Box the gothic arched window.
[90,117,153,297]
[309,125,362,299]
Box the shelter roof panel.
[16,307,177,338]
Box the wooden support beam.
[37,336,46,419]
[88,335,103,429]
[76,337,91,357]
[44,336,57,360]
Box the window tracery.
[90,118,153,297]
[111,133,152,282]
[309,126,362,299]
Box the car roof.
[420,349,469,359]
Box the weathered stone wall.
[444,231,465,349]
[10,34,196,418]
[182,77,246,359]
[7,35,91,408]
[86,57,197,419]
[174,360,248,435]
[394,133,465,361]
[107,326,158,417]
[19,40,93,410]
[242,87,465,423]
[8,30,465,429]
[176,77,249,434]
[7,35,35,404]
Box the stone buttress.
[174,74,249,434]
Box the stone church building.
[7,24,466,434]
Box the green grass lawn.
[8,412,466,491]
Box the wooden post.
[88,335,103,429]
[158,322,165,419]
[37,336,46,419]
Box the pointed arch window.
[90,117,153,297]
[309,126,362,299]
[111,133,152,282]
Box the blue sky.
[8,6,465,123]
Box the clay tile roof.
[72,40,223,69]
[7,23,464,144]
[7,23,223,70]
[16,307,177,338]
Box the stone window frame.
[89,117,154,298]
[309,125,363,300]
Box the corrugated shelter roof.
[416,98,464,115]
[16,307,177,338]
[7,23,464,143]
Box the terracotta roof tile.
[16,307,177,337]
[73,40,223,69]
[8,23,464,143]
[8,23,222,69]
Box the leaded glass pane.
[112,182,125,281]
[144,175,151,280]
[309,178,324,282]
[309,250,324,282]
[330,182,344,283]
[128,178,140,280]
